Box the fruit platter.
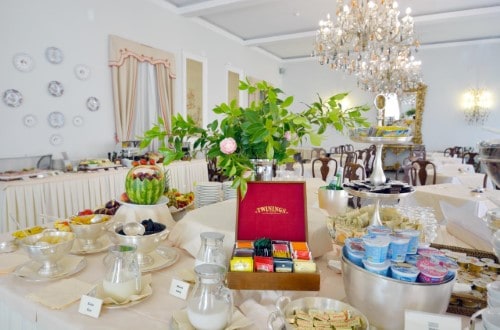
[165,189,195,213]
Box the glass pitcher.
[187,264,233,330]
[102,244,141,303]
[195,232,227,271]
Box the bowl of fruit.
[124,164,165,205]
[165,189,195,213]
[69,208,115,251]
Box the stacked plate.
[195,182,222,208]
[222,181,237,200]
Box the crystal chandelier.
[463,88,491,125]
[312,0,422,95]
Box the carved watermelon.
[125,165,165,205]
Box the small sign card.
[169,279,190,300]
[405,310,462,330]
[79,295,103,319]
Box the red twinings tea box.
[226,181,320,291]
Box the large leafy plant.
[140,80,370,197]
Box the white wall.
[0,0,281,163]
[283,41,500,152]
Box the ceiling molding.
[173,0,270,17]
[413,5,500,23]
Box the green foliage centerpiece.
[140,80,370,197]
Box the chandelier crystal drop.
[313,0,423,95]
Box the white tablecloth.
[402,183,500,222]
[0,160,208,233]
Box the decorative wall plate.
[49,134,63,146]
[45,47,63,64]
[13,53,35,72]
[74,64,91,80]
[23,114,37,127]
[72,115,84,127]
[48,81,64,97]
[47,111,65,128]
[86,96,100,111]
[3,89,23,107]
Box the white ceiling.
[162,0,500,61]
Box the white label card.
[79,295,103,319]
[169,279,190,300]
[404,310,462,330]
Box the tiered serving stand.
[343,134,415,226]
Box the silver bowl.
[478,139,500,188]
[69,214,114,250]
[20,230,75,277]
[341,247,455,330]
[108,222,169,268]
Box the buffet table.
[0,177,477,330]
[0,160,208,233]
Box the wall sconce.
[462,88,492,125]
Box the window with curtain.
[108,35,176,149]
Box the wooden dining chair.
[343,162,366,208]
[409,159,437,186]
[462,152,480,172]
[344,151,358,166]
[284,160,304,176]
[312,157,338,181]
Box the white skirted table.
[0,160,208,233]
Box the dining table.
[0,160,208,233]
[0,178,479,330]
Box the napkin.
[171,308,253,330]
[441,201,492,251]
[96,273,152,306]
[0,253,30,274]
[27,278,95,309]
[239,299,276,330]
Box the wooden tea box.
[226,181,320,291]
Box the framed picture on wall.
[183,52,207,128]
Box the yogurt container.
[362,235,391,263]
[431,254,459,277]
[387,234,410,262]
[395,229,420,254]
[405,254,424,266]
[417,247,445,259]
[367,225,392,237]
[345,237,365,267]
[416,258,448,283]
[362,258,391,276]
[390,263,420,282]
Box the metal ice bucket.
[341,247,455,330]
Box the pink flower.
[220,137,237,155]
[284,131,292,141]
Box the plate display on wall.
[47,111,65,128]
[45,47,63,64]
[23,114,37,127]
[48,81,64,97]
[86,96,100,111]
[3,89,23,107]
[49,134,64,146]
[74,64,91,80]
[13,53,35,72]
[72,115,84,127]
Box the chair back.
[312,157,338,181]
[462,152,480,172]
[364,145,376,177]
[343,163,366,182]
[310,148,327,160]
[344,151,358,165]
[284,160,304,176]
[409,159,436,185]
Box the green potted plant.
[140,79,370,197]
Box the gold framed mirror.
[402,83,427,145]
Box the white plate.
[117,195,168,207]
[14,256,86,282]
[3,89,23,107]
[23,114,37,127]
[86,96,100,111]
[48,81,64,97]
[74,64,91,80]
[49,134,64,146]
[45,47,63,64]
[13,53,35,72]
[48,111,65,128]
[72,115,84,127]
